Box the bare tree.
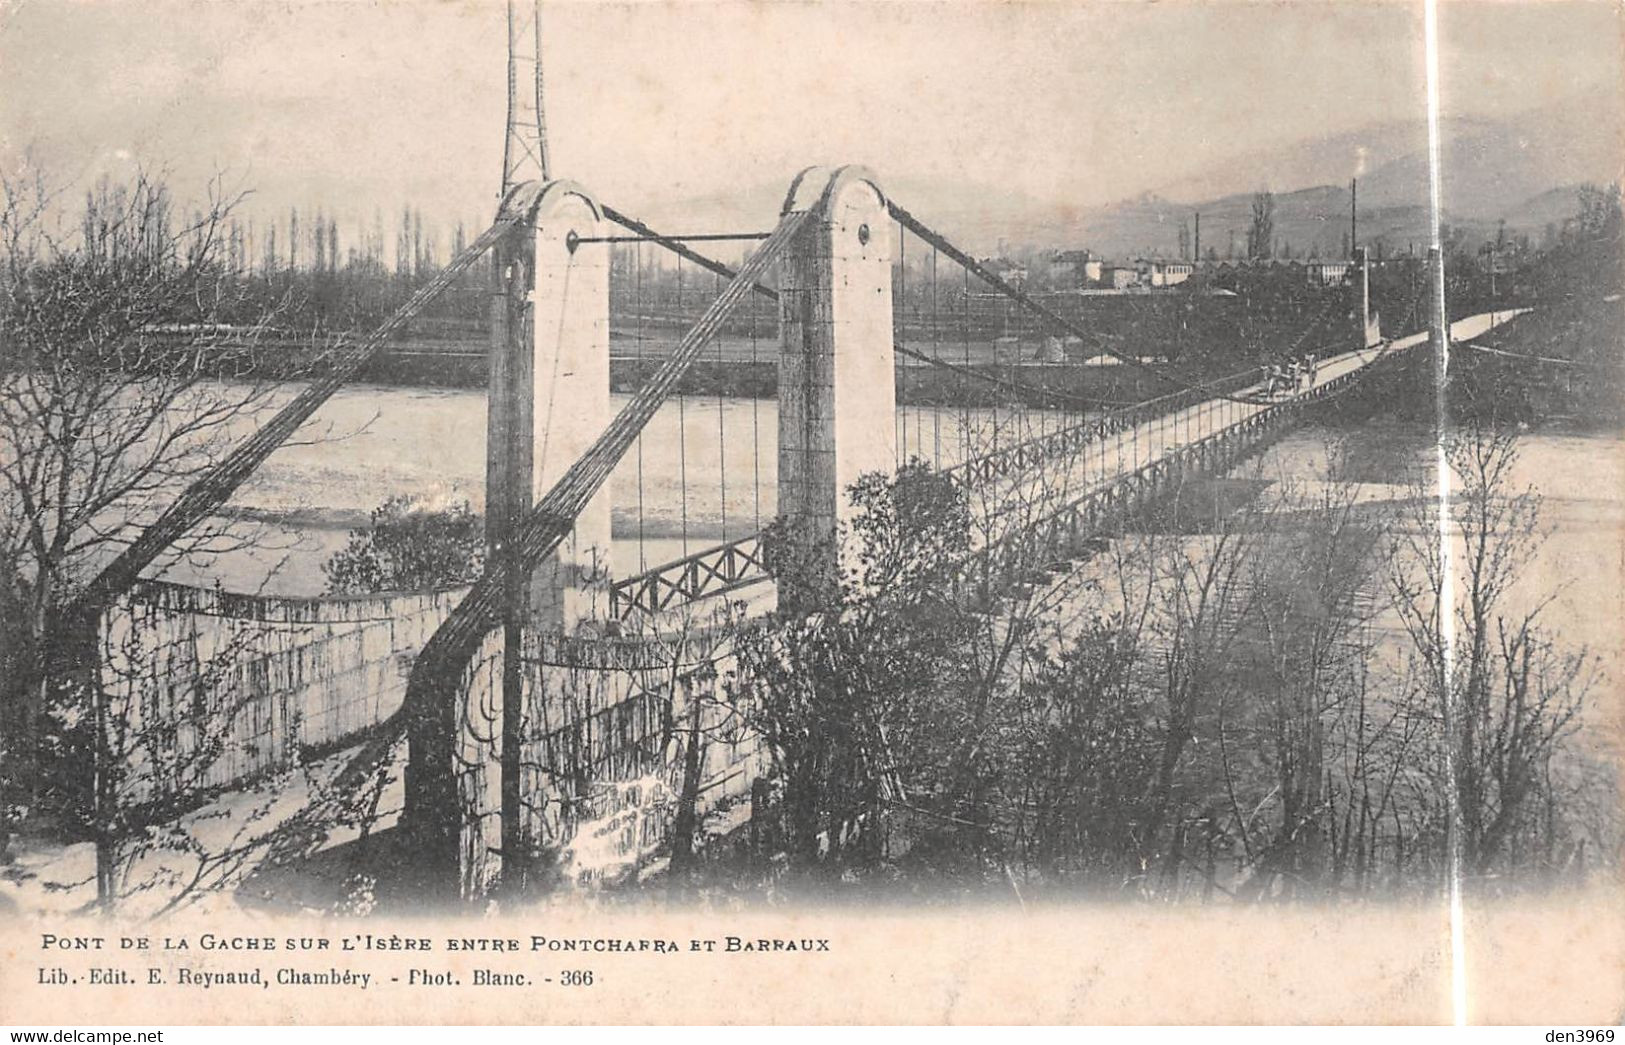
[1220,454,1383,898]
[0,164,296,881]
[1389,423,1605,886]
[1248,191,1276,261]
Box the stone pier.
[776,166,896,588]
[486,179,613,625]
[1354,247,1382,348]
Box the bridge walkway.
[612,310,1523,625]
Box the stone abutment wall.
[98,579,466,807]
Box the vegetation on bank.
[726,424,1614,901]
[322,495,485,596]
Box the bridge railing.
[938,361,1266,489]
[957,340,1415,596]
[609,531,767,618]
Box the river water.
[164,385,1070,593]
[160,384,1625,708]
[1245,418,1625,742]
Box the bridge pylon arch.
[487,179,613,629]
[776,166,896,595]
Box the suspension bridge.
[70,6,1526,905]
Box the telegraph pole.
[1350,177,1358,258]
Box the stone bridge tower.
[776,166,896,593]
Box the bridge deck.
[608,310,1524,621]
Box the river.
[161,385,1070,593]
[159,384,1625,704]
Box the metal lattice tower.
[501,0,550,194]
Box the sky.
[2,0,1620,236]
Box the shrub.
[322,495,485,594]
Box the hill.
[641,87,1619,261]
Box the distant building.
[1101,265,1138,289]
[1306,260,1351,285]
[1065,258,1199,292]
[1130,258,1195,287]
[1195,257,1354,284]
[1159,260,1194,286]
[1049,249,1103,287]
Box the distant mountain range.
[1061,86,1623,260]
[653,87,1620,262]
[1065,87,1619,259]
